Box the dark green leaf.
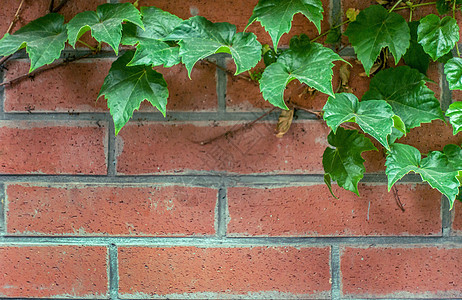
[444,57,462,90]
[446,102,462,135]
[0,14,67,72]
[344,5,410,76]
[362,66,444,129]
[325,27,341,45]
[436,0,451,15]
[165,16,261,77]
[324,174,339,199]
[386,143,460,208]
[417,14,459,61]
[121,6,182,67]
[98,51,168,135]
[67,3,143,54]
[403,21,430,74]
[260,37,344,109]
[323,93,394,149]
[323,128,377,195]
[246,0,324,49]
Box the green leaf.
[403,21,430,74]
[323,93,394,149]
[67,3,143,54]
[324,174,339,199]
[436,0,451,15]
[324,27,341,45]
[165,16,261,77]
[417,14,459,61]
[0,13,67,72]
[392,115,407,135]
[444,57,462,90]
[246,0,323,49]
[386,143,460,208]
[121,6,182,67]
[344,5,410,76]
[98,51,168,135]
[446,102,462,135]
[323,128,377,195]
[259,36,344,110]
[362,66,444,129]
[443,144,462,169]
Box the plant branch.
[393,185,406,212]
[7,0,25,34]
[51,0,71,13]
[0,53,92,87]
[201,59,256,85]
[389,0,404,12]
[198,107,277,145]
[311,20,350,43]
[394,1,437,10]
[77,39,97,51]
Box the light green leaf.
[260,36,344,110]
[0,13,67,72]
[446,102,462,135]
[246,0,323,49]
[403,21,430,75]
[121,6,182,67]
[344,5,410,76]
[98,51,168,135]
[386,143,460,208]
[323,93,394,149]
[444,57,462,90]
[362,66,444,129]
[392,115,407,135]
[323,128,377,195]
[165,16,261,77]
[67,3,143,54]
[417,14,459,61]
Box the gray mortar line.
[216,55,227,113]
[330,245,341,300]
[1,236,461,247]
[109,244,119,300]
[216,187,228,238]
[107,118,117,177]
[442,196,452,237]
[331,0,342,27]
[0,183,5,235]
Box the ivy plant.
[1,0,462,209]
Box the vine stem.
[311,19,349,43]
[389,0,404,12]
[394,1,437,10]
[6,0,25,34]
[200,59,256,85]
[77,39,97,51]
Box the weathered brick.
[0,246,108,298]
[0,121,107,175]
[4,58,217,112]
[118,246,331,297]
[228,184,442,237]
[6,184,217,236]
[341,247,462,298]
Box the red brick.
[6,184,217,236]
[0,121,107,174]
[118,246,331,297]
[4,59,217,112]
[125,0,331,47]
[0,246,108,298]
[341,247,462,298]
[228,184,442,237]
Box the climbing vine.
[1,0,462,209]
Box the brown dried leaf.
[376,0,389,4]
[276,108,294,138]
[336,62,351,92]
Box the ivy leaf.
[443,144,462,169]
[260,36,345,110]
[362,66,444,129]
[386,143,460,208]
[246,0,324,49]
[121,6,182,67]
[98,51,168,135]
[444,57,462,90]
[323,93,394,149]
[403,21,430,74]
[436,0,451,15]
[344,5,410,76]
[165,16,261,77]
[0,14,67,72]
[446,102,462,135]
[67,3,143,54]
[417,14,459,61]
[323,128,377,195]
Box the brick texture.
[341,247,462,298]
[0,246,108,298]
[118,246,331,297]
[0,121,107,175]
[228,184,442,237]
[6,184,217,236]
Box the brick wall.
[0,0,462,299]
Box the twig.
[198,107,277,145]
[392,185,406,212]
[51,0,70,13]
[389,0,404,12]
[0,53,92,87]
[49,0,55,12]
[311,19,349,43]
[7,0,25,34]
[200,59,257,85]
